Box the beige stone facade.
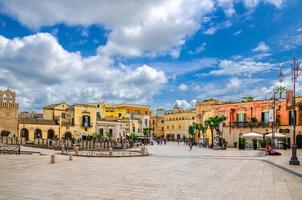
[0,89,18,136]
[164,106,195,140]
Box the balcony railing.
[230,121,272,128]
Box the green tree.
[204,115,226,147]
[242,96,254,102]
[188,124,196,139]
[143,128,150,144]
[274,86,286,99]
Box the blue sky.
[0,0,301,111]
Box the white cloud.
[217,0,236,17]
[233,30,242,36]
[210,58,274,76]
[195,77,269,101]
[178,83,188,91]
[0,33,167,111]
[0,0,285,58]
[204,20,232,35]
[175,99,196,109]
[0,0,215,58]
[252,42,270,52]
[243,0,283,8]
[189,42,206,54]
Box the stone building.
[0,89,18,136]
[164,105,195,140]
[196,98,302,148]
[150,108,165,137]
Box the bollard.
[75,146,79,156]
[69,154,73,161]
[141,145,145,155]
[50,154,55,164]
[109,147,113,156]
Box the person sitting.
[265,143,273,155]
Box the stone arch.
[34,129,42,139]
[20,128,29,141]
[64,132,72,140]
[47,129,55,139]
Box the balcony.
[230,121,272,128]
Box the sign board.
[286,90,294,110]
[268,109,274,122]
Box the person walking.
[189,140,193,151]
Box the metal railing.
[230,121,272,128]
[0,144,20,154]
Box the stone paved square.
[1,143,302,200]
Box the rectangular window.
[289,111,297,125]
[62,113,65,119]
[132,126,135,132]
[236,113,246,122]
[145,119,148,126]
[161,120,164,123]
[261,112,269,124]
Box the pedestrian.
[177,139,180,145]
[164,138,166,145]
[189,140,193,151]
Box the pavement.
[0,143,302,200]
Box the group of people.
[156,137,167,145]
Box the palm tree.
[197,124,207,147]
[274,86,286,99]
[204,115,226,148]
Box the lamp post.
[279,57,301,165]
[265,91,278,149]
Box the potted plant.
[252,138,257,150]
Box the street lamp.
[265,91,277,149]
[279,57,301,165]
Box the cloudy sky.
[0,0,301,111]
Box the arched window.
[64,132,72,140]
[47,129,55,139]
[82,115,91,127]
[96,112,101,119]
[34,129,42,139]
[20,128,29,141]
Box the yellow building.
[89,102,127,120]
[150,108,165,137]
[115,104,151,135]
[0,89,18,136]
[164,106,195,140]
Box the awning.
[242,132,263,138]
[265,133,287,138]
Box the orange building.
[196,98,302,148]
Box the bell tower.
[0,89,18,136]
